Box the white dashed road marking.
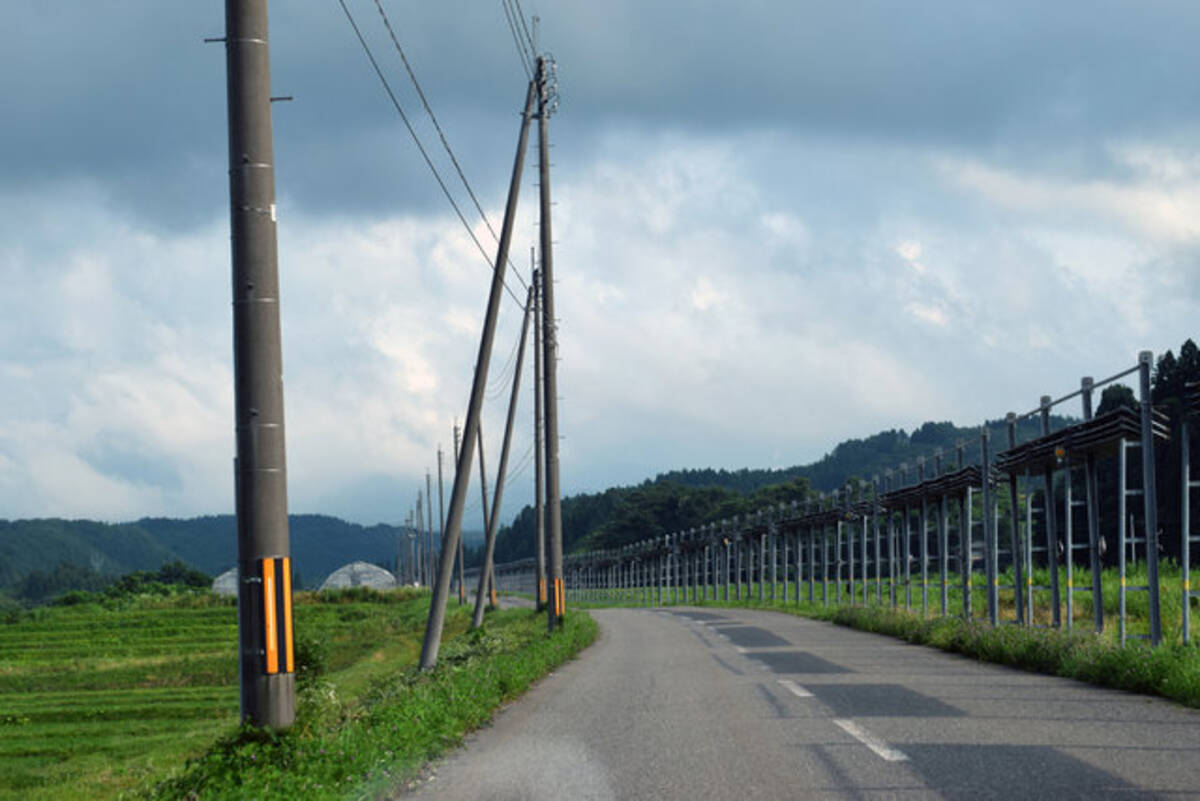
[832,719,908,762]
[776,679,812,698]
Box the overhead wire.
[503,440,535,487]
[486,331,523,400]
[500,0,533,78]
[336,0,526,309]
[510,0,537,57]
[371,0,528,293]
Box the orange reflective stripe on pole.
[281,557,294,673]
[263,557,278,674]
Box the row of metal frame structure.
[478,352,1200,647]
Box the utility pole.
[473,284,535,628]
[436,448,446,593]
[407,510,416,585]
[400,514,406,585]
[426,470,435,586]
[416,493,424,586]
[537,55,565,630]
[225,0,294,729]
[533,254,547,612]
[476,426,493,612]
[419,76,538,669]
[453,425,465,604]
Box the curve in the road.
[405,607,1200,800]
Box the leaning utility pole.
[420,76,538,669]
[476,426,493,611]
[452,425,465,604]
[225,0,294,729]
[436,448,446,591]
[537,55,565,630]
[473,284,535,628]
[533,256,547,612]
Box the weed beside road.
[657,576,1200,709]
[146,602,596,800]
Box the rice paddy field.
[0,589,444,800]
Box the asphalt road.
[404,606,1200,800]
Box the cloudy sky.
[2,1,1197,528]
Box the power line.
[336,0,526,308]
[503,440,535,487]
[511,0,537,56]
[372,0,528,294]
[500,0,533,77]
[487,328,524,400]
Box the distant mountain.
[0,514,486,593]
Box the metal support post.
[918,458,928,615]
[982,427,998,626]
[1138,351,1162,645]
[1184,420,1196,641]
[962,488,971,618]
[1081,378,1104,633]
[878,479,888,604]
[1040,397,1061,626]
[1007,414,1025,625]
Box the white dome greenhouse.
[319,561,397,591]
[211,567,238,597]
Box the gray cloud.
[8,2,1200,231]
[2,2,1198,523]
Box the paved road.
[405,607,1200,800]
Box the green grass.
[0,587,596,800]
[0,598,241,801]
[146,607,597,800]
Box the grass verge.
[670,593,1200,708]
[146,607,597,800]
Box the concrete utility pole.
[224,0,294,729]
[453,425,465,604]
[416,494,425,586]
[436,448,446,592]
[407,512,416,585]
[420,77,538,669]
[473,284,535,628]
[533,256,547,611]
[426,471,435,586]
[476,426,493,610]
[537,55,565,630]
[400,525,410,582]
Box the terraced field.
[0,589,439,800]
[0,602,238,800]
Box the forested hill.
[0,515,404,597]
[652,419,1061,495]
[486,339,1199,564]
[484,416,1072,566]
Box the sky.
[1,1,1198,529]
